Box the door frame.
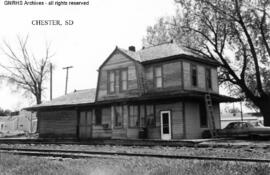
[160,110,172,140]
[78,110,92,139]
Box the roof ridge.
[140,41,174,51]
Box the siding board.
[155,102,184,139]
[38,110,77,138]
[185,102,220,139]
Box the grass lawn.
[0,153,270,175]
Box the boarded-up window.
[191,64,197,87]
[120,69,128,91]
[108,71,115,93]
[200,102,208,127]
[146,105,155,127]
[206,68,212,89]
[114,106,123,127]
[154,66,162,88]
[129,105,139,127]
[95,108,102,125]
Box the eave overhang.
[25,90,240,111]
[141,54,221,67]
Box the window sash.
[200,102,208,127]
[108,71,115,93]
[129,105,139,127]
[122,81,127,90]
[154,66,162,88]
[155,67,162,77]
[146,105,155,126]
[191,65,197,87]
[95,109,102,125]
[120,69,128,91]
[206,69,212,89]
[114,106,123,127]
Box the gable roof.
[118,42,219,65]
[99,43,219,70]
[25,89,96,110]
[98,47,140,70]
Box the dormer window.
[108,71,116,93]
[120,69,128,91]
[154,66,163,88]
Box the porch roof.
[25,89,96,110]
[25,89,240,111]
[95,90,241,105]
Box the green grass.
[0,153,270,175]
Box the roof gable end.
[98,47,140,70]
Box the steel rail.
[1,147,270,163]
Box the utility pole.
[240,101,243,121]
[50,63,53,100]
[63,66,73,95]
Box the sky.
[0,0,177,110]
[0,0,246,113]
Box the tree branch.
[234,0,266,97]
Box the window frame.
[154,66,163,88]
[190,64,198,87]
[146,105,156,127]
[107,70,116,94]
[128,105,139,128]
[205,68,212,90]
[119,68,128,92]
[95,108,102,126]
[114,105,123,128]
[199,102,208,128]
[191,64,198,87]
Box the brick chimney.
[128,46,136,52]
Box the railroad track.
[1,147,270,163]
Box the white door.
[160,111,171,140]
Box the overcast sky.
[0,0,177,110]
[0,0,246,112]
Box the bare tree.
[0,36,53,104]
[143,0,270,125]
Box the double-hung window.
[108,71,115,93]
[154,66,162,88]
[129,105,139,127]
[120,69,128,91]
[205,68,212,90]
[114,106,123,127]
[95,108,102,125]
[200,102,208,127]
[191,64,198,87]
[146,105,155,127]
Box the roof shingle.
[119,42,217,64]
[29,89,96,109]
